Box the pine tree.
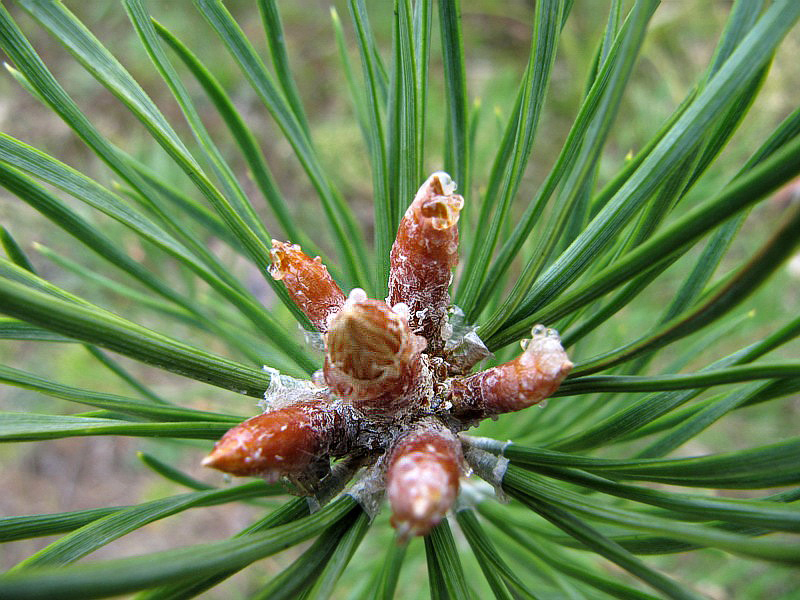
[1,1,799,598]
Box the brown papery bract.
[269,240,345,332]
[386,425,463,541]
[388,172,464,355]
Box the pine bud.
[324,289,426,416]
[388,172,464,355]
[202,400,337,481]
[386,425,462,540]
[450,325,573,419]
[270,240,345,332]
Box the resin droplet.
[270,240,345,332]
[391,302,410,321]
[429,171,457,195]
[388,172,464,356]
[386,425,462,541]
[346,287,368,304]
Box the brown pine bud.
[450,325,573,420]
[270,240,345,332]
[324,289,426,416]
[202,400,338,481]
[386,425,462,540]
[388,172,464,355]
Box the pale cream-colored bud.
[324,295,426,416]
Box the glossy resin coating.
[388,172,464,355]
[450,328,573,420]
[269,240,345,332]
[202,400,339,480]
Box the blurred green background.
[1,1,798,597]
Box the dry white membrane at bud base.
[202,400,339,480]
[386,425,463,540]
[450,325,573,420]
[269,240,345,332]
[324,289,427,415]
[389,172,464,355]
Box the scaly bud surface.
[324,290,426,416]
[386,425,462,540]
[270,240,345,332]
[208,173,574,540]
[450,326,573,420]
[202,400,337,480]
[389,172,464,355]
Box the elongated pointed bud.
[386,425,462,540]
[450,325,573,420]
[202,400,339,480]
[389,172,463,355]
[324,289,426,416]
[270,240,345,332]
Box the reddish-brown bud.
[450,326,573,420]
[388,172,464,355]
[270,240,345,332]
[324,289,426,416]
[202,400,337,481]
[386,425,462,540]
